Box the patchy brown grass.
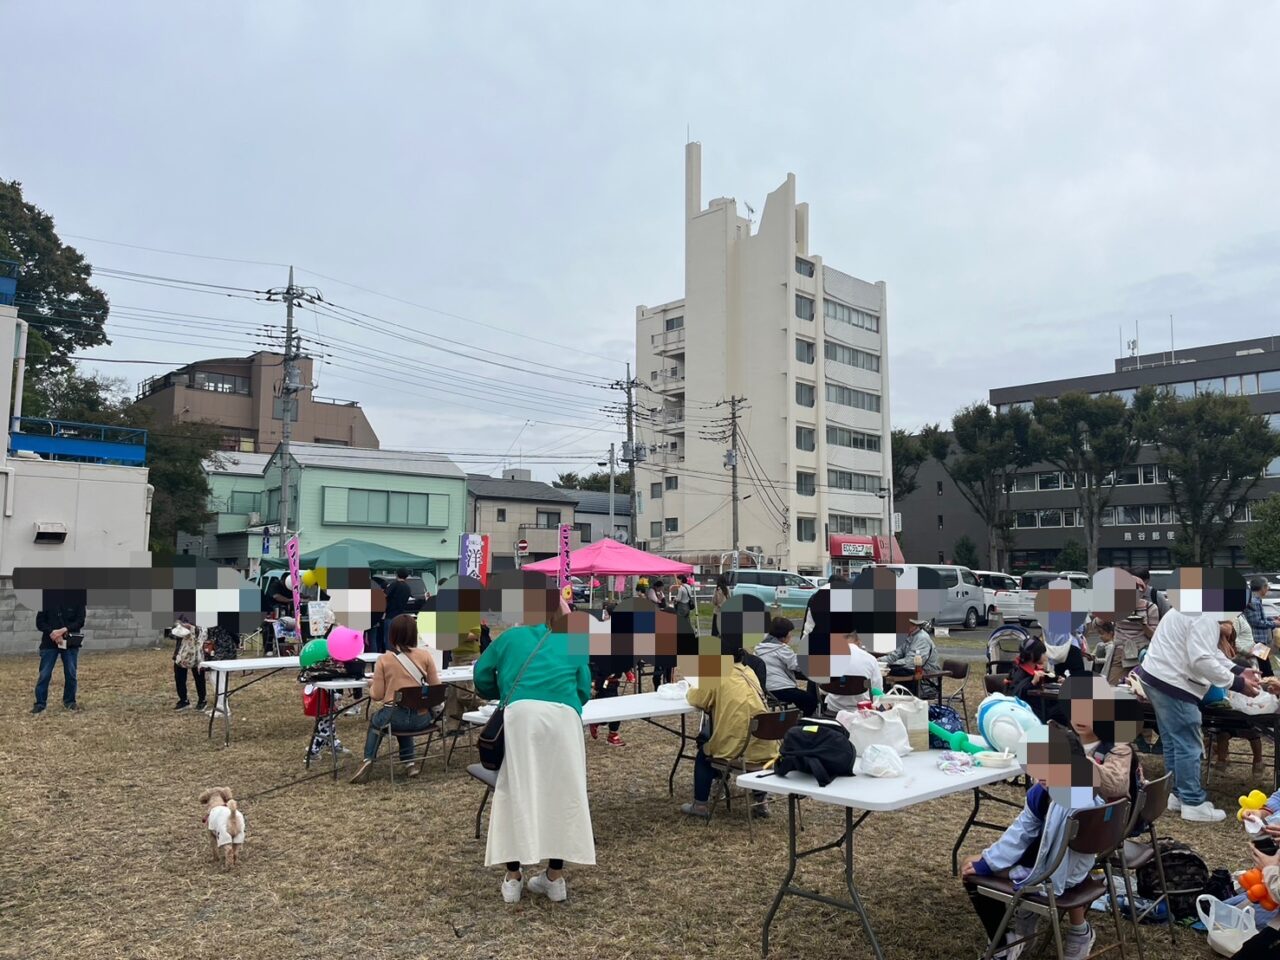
[0,648,1252,960]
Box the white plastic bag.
[860,743,905,778]
[837,708,912,757]
[1196,895,1258,956]
[878,684,930,752]
[656,679,691,701]
[1228,690,1280,715]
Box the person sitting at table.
[1206,613,1266,778]
[349,614,441,783]
[1009,637,1063,724]
[880,618,942,700]
[679,656,779,820]
[444,627,485,732]
[823,631,882,714]
[755,617,819,716]
[1061,675,1143,805]
[961,724,1104,960]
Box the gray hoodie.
[754,638,800,692]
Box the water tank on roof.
[502,468,532,482]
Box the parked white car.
[972,570,1035,623]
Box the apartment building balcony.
[650,327,686,357]
[652,368,685,394]
[648,448,685,467]
[653,406,685,434]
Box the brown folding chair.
[381,684,449,784]
[1107,772,1175,954]
[984,674,1008,696]
[818,675,869,717]
[970,797,1132,960]
[707,708,801,841]
[941,659,971,727]
[467,762,498,839]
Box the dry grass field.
[0,647,1258,960]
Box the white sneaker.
[501,875,523,903]
[1167,794,1181,812]
[1180,800,1226,822]
[527,871,567,902]
[1062,923,1095,960]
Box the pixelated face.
[601,596,702,678]
[1060,675,1143,745]
[323,566,379,632]
[1088,568,1140,623]
[482,570,562,629]
[1167,567,1247,618]
[1033,579,1089,639]
[1018,723,1098,807]
[428,575,484,652]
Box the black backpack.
[774,718,856,786]
[1136,838,1209,920]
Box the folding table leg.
[841,806,886,960]
[761,794,801,958]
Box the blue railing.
[9,417,148,465]
[0,259,17,307]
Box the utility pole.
[624,363,638,546]
[727,395,742,557]
[607,442,616,540]
[278,266,301,559]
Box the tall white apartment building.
[634,143,893,577]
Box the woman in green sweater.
[473,619,594,904]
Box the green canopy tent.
[260,538,438,578]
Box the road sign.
[516,538,529,555]
[893,512,902,533]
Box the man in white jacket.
[1135,607,1261,821]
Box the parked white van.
[971,570,1035,623]
[874,563,986,629]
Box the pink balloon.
[327,625,364,661]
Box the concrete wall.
[0,581,155,655]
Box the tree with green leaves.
[1246,496,1280,571]
[952,535,980,569]
[1141,392,1280,564]
[0,179,110,415]
[921,404,1034,570]
[1029,390,1153,574]
[553,469,631,494]
[891,429,927,500]
[1056,539,1088,572]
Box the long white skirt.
[484,699,596,867]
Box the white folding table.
[738,754,1016,960]
[463,692,699,796]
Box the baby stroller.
[986,622,1034,676]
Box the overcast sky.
[4,2,1280,480]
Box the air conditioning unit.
[247,512,262,526]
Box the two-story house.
[467,470,584,570]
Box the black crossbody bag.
[477,632,550,772]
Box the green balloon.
[299,637,330,667]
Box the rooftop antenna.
[1169,313,1175,366]
[1134,318,1142,370]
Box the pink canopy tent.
[521,538,694,577]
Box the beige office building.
[634,144,893,577]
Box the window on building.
[650,482,662,500]
[650,521,662,538]
[936,480,944,496]
[1062,472,1076,489]
[1140,464,1156,484]
[823,341,881,372]
[219,428,258,453]
[830,513,881,534]
[796,425,816,452]
[796,471,816,496]
[536,510,561,528]
[796,517,817,541]
[1241,373,1259,395]
[496,508,507,522]
[1196,378,1225,395]
[665,476,678,490]
[1114,466,1141,486]
[795,294,815,321]
[826,425,881,451]
[823,299,880,333]
[795,257,815,277]
[825,383,881,412]
[1260,371,1280,393]
[1172,381,1195,398]
[1038,472,1060,491]
[1015,511,1038,529]
[1158,504,1173,524]
[192,371,250,394]
[1112,388,1136,405]
[228,491,262,515]
[1062,508,1077,526]
[1038,509,1062,528]
[828,469,878,492]
[1266,456,1280,478]
[664,315,684,331]
[1101,507,1115,526]
[796,382,816,407]
[1013,474,1036,493]
[665,517,679,532]
[795,339,815,364]
[1116,506,1142,525]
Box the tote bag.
[836,708,911,757]
[879,684,930,752]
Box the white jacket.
[1140,609,1238,701]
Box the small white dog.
[200,787,245,868]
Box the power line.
[64,233,291,268]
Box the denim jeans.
[693,747,718,802]
[35,647,79,707]
[1145,683,1207,806]
[365,704,437,761]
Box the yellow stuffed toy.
[1238,789,1269,821]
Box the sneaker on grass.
[527,872,567,902]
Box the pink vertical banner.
[557,523,572,587]
[285,535,303,621]
[613,575,625,593]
